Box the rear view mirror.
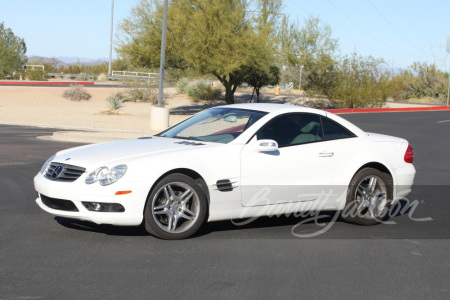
[224,115,238,123]
[255,139,278,152]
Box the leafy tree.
[245,65,280,102]
[280,16,338,95]
[0,23,27,77]
[327,53,388,108]
[117,0,283,104]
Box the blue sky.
[1,0,449,69]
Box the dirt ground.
[0,86,199,131]
[0,84,432,133]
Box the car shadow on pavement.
[55,217,149,236]
[54,200,413,238]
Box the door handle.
[319,152,334,157]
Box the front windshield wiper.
[172,136,202,141]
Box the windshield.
[156,108,267,144]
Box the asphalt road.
[1,111,449,299]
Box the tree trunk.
[224,84,234,104]
[214,73,240,105]
[250,88,255,103]
[256,88,260,103]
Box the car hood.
[53,137,218,169]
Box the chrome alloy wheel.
[151,182,200,233]
[354,175,388,221]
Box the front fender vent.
[215,179,236,192]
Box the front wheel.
[144,174,207,240]
[341,167,393,226]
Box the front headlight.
[40,154,56,174]
[85,165,127,186]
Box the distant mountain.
[27,56,67,68]
[27,55,108,67]
[56,56,108,66]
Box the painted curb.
[0,81,94,86]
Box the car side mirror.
[255,139,278,152]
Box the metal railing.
[111,71,159,82]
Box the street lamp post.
[299,64,304,91]
[108,0,114,76]
[149,0,170,131]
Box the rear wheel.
[341,168,393,226]
[144,174,207,239]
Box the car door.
[240,113,337,207]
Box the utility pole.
[108,0,114,76]
[149,0,170,131]
[157,0,169,107]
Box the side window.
[257,114,323,147]
[321,117,355,140]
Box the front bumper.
[34,172,150,226]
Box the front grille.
[40,194,79,212]
[44,163,86,182]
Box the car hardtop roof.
[217,103,326,115]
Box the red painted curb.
[326,106,450,114]
[0,81,94,86]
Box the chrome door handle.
[319,152,334,157]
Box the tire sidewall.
[342,168,393,226]
[144,173,207,240]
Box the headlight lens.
[85,165,127,186]
[40,154,55,174]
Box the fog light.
[93,203,102,211]
[82,202,125,212]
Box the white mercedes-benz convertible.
[34,104,415,239]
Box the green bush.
[125,80,158,104]
[180,80,222,101]
[389,62,447,103]
[106,92,125,113]
[62,85,91,101]
[177,78,190,93]
[26,71,46,81]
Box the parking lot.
[1,110,449,299]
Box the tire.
[144,173,207,240]
[341,167,393,226]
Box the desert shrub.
[97,73,108,82]
[177,78,190,93]
[125,80,158,103]
[63,85,91,101]
[181,81,222,101]
[391,62,447,103]
[77,73,89,81]
[26,71,46,81]
[105,92,125,114]
[327,53,388,108]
